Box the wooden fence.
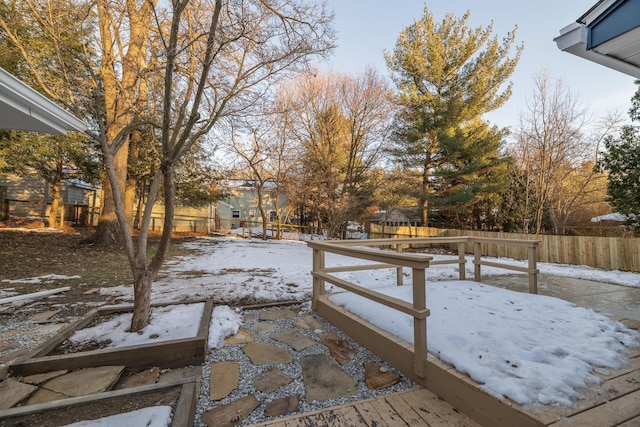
[369,224,640,273]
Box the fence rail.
[307,236,540,379]
[370,224,640,273]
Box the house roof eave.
[554,18,640,79]
[0,67,89,135]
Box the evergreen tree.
[599,83,640,229]
[385,6,521,225]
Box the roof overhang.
[0,67,88,135]
[554,0,640,78]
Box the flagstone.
[252,368,292,393]
[318,332,357,365]
[259,309,298,321]
[31,323,66,339]
[201,394,259,427]
[41,365,124,397]
[0,339,19,353]
[301,354,357,403]
[210,361,240,400]
[29,309,61,323]
[158,366,201,383]
[243,342,292,365]
[22,370,68,385]
[264,395,299,417]
[292,315,323,330]
[270,330,316,352]
[364,361,400,390]
[27,387,67,405]
[114,367,160,390]
[0,330,20,339]
[224,328,254,345]
[251,322,278,334]
[0,378,37,409]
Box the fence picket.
[370,224,640,273]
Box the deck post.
[474,241,482,282]
[528,244,538,294]
[457,241,466,280]
[312,248,325,311]
[412,267,427,379]
[396,244,403,286]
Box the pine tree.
[385,6,521,226]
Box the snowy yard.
[6,235,640,422]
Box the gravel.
[195,303,418,426]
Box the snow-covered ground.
[92,236,640,306]
[4,235,640,425]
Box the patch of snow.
[69,303,205,348]
[62,405,172,427]
[2,274,81,284]
[328,281,639,407]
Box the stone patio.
[199,307,405,427]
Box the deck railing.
[307,236,540,378]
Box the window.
[249,210,255,219]
[232,210,240,219]
[269,211,277,222]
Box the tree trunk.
[94,144,129,245]
[129,165,174,331]
[48,162,63,228]
[130,268,154,332]
[125,131,142,229]
[256,186,268,240]
[421,171,429,226]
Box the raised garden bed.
[0,377,196,427]
[0,300,213,426]
[7,300,213,377]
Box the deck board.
[548,389,640,427]
[250,388,479,427]
[353,400,410,426]
[399,387,480,427]
[385,392,431,426]
[616,415,640,426]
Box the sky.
[320,0,639,133]
[22,234,636,425]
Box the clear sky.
[321,0,638,132]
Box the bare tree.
[102,0,334,330]
[2,0,334,330]
[546,115,621,233]
[511,71,591,234]
[279,67,393,237]
[229,116,277,240]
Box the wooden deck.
[313,300,640,427]
[250,387,482,427]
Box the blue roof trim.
[588,0,640,49]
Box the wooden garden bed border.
[8,299,214,377]
[0,376,197,427]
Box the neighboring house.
[215,180,290,231]
[555,0,640,79]
[378,206,423,227]
[0,174,100,225]
[137,200,215,234]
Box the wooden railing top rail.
[306,240,432,269]
[310,236,541,248]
